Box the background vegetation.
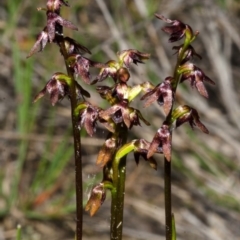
[0,0,240,239]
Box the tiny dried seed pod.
[97,137,117,167]
[85,183,106,216]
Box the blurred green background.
[0,0,240,239]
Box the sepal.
[27,27,49,58]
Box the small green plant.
[27,1,214,240]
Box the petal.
[147,132,161,159]
[99,105,121,121]
[76,56,91,84]
[83,106,99,136]
[49,88,61,105]
[121,108,131,128]
[27,28,49,58]
[192,109,209,134]
[195,79,208,98]
[155,14,173,23]
[33,87,47,103]
[63,37,91,55]
[148,157,158,170]
[162,134,172,161]
[56,15,78,31]
[141,83,161,107]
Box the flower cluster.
[140,15,213,161]
[27,0,78,58]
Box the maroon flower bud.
[155,14,193,42]
[117,49,150,68]
[147,124,172,161]
[97,137,117,166]
[85,183,106,216]
[74,102,100,136]
[172,105,209,134]
[116,67,130,82]
[179,63,215,98]
[33,72,72,105]
[141,77,173,115]
[173,44,201,64]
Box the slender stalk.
[163,41,190,240]
[164,158,172,240]
[111,125,128,240]
[58,38,83,240]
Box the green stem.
[58,38,83,240]
[111,125,128,240]
[164,158,172,240]
[164,39,191,240]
